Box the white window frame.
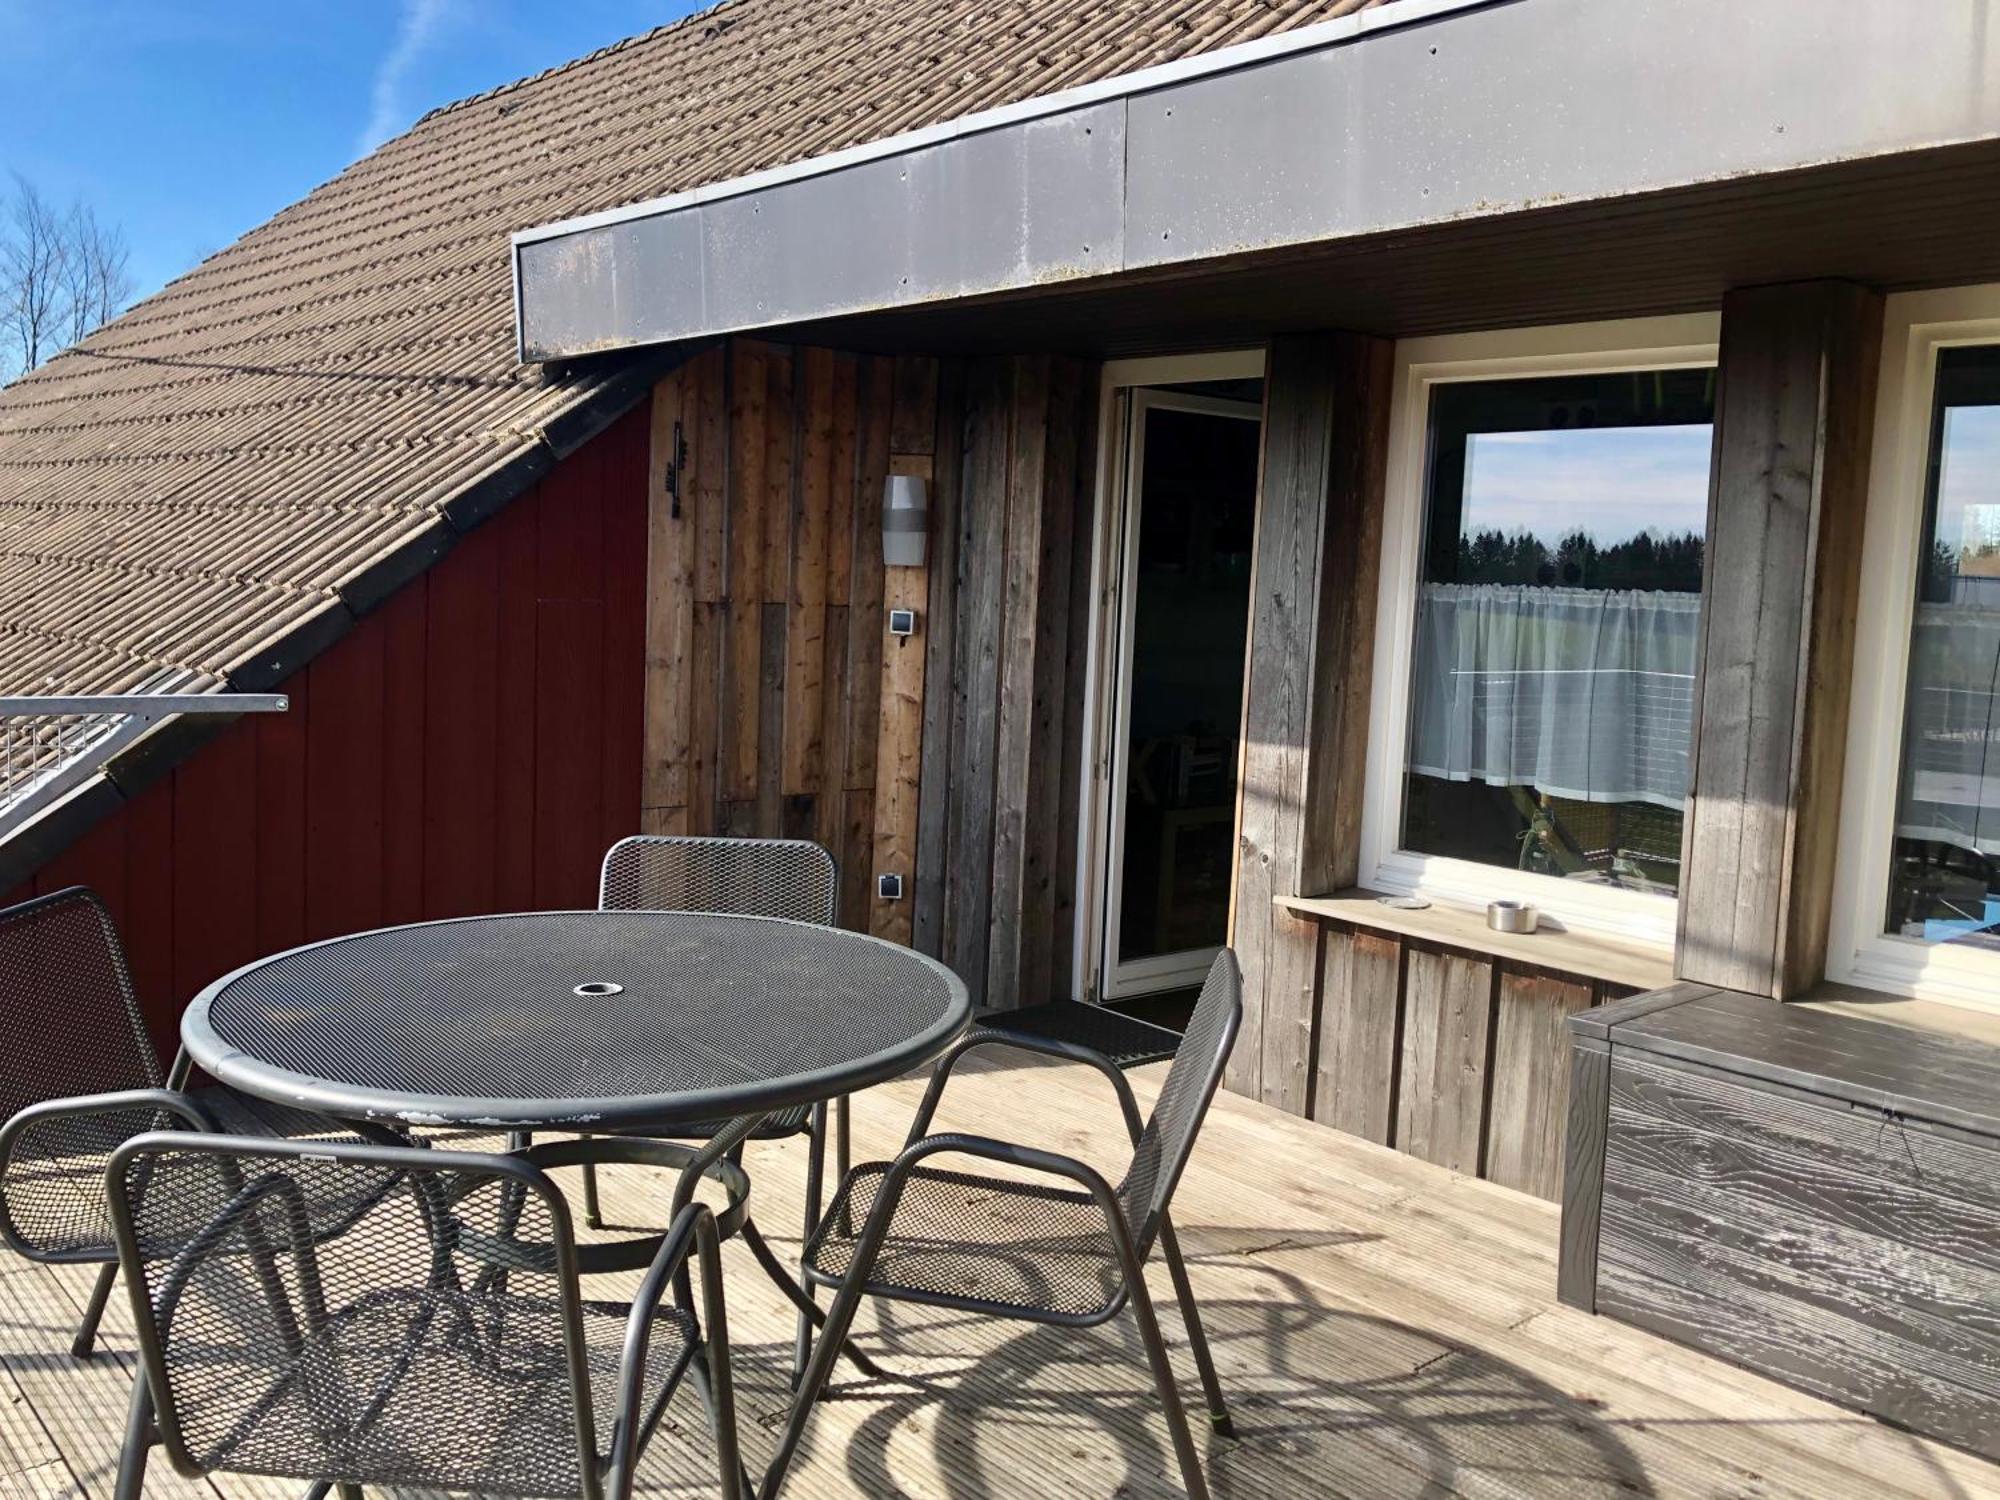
[1358,312,1721,950]
[1828,283,2000,1014]
[1070,348,1267,1003]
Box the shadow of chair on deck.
[809,1229,1656,1500]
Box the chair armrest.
[609,1201,743,1499]
[0,1089,221,1261]
[905,1032,1147,1149]
[894,1131,1124,1208]
[831,1132,1145,1305]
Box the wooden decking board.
[0,1059,1993,1498]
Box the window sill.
[1276,888,1675,991]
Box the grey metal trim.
[514,0,2000,362]
[0,695,286,715]
[179,911,972,1131]
[511,0,1486,250]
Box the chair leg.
[70,1262,118,1359]
[581,1160,605,1229]
[1156,1215,1233,1438]
[761,1162,908,1500]
[792,1102,829,1387]
[110,1367,153,1500]
[834,1094,852,1233]
[1122,1257,1212,1500]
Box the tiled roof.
[0,0,1380,696]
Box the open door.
[1098,385,1262,1001]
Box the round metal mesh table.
[181,911,970,1131]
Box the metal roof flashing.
[512,0,2000,363]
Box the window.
[1833,286,2000,1012]
[1362,316,1721,945]
[1886,346,2000,950]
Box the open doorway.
[1084,359,1263,1010]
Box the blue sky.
[0,1,701,302]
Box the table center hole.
[574,981,624,997]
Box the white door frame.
[1071,350,1266,1005]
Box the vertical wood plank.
[758,599,787,834]
[532,458,606,909]
[643,369,695,815]
[1312,925,1404,1144]
[1232,332,1394,1107]
[121,783,175,1043]
[687,599,724,836]
[1299,334,1394,893]
[303,612,387,941]
[762,345,797,603]
[785,347,835,795]
[869,357,940,945]
[945,357,1013,1003]
[871,583,926,944]
[985,356,1051,1010]
[890,355,941,456]
[913,359,967,959]
[692,345,729,605]
[816,601,853,859]
[845,358,892,792]
[1558,1036,1611,1312]
[599,407,650,851]
[492,478,541,911]
[842,787,875,930]
[423,520,499,918]
[1677,281,1883,997]
[825,353,860,608]
[169,722,259,1002]
[253,671,309,953]
[378,581,428,926]
[1394,945,1495,1172]
[724,341,768,802]
[1049,362,1101,1000]
[1484,968,1596,1200]
[1019,356,1083,1005]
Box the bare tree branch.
[1,173,135,384]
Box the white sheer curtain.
[1898,600,2000,855]
[1407,583,1702,808]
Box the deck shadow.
[796,1253,1654,1500]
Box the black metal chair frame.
[0,886,238,1360]
[762,952,1243,1500]
[589,834,843,1384]
[106,1132,745,1500]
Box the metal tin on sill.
[1487,900,1538,934]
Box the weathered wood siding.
[1294,914,1634,1201]
[929,356,1097,1008]
[1229,332,1392,1105]
[1567,984,2000,1463]
[1677,281,1882,998]
[639,342,1095,1002]
[3,405,653,1055]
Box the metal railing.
[0,693,289,839]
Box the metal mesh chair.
[107,1133,742,1500]
[766,950,1243,1500]
[0,886,345,1360]
[981,998,1185,1070]
[594,835,840,1380]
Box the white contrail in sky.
[357,0,452,157]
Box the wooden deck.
[2,1050,1996,1500]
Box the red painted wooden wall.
[6,407,650,1059]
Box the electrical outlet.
[877,872,904,900]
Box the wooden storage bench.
[1559,984,2000,1461]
